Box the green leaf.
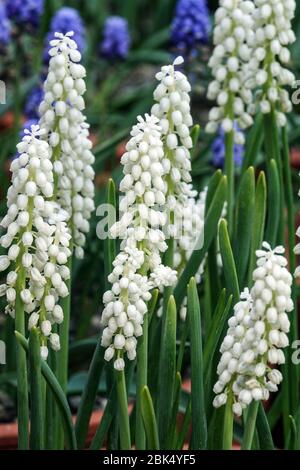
[233,167,255,287]
[219,219,240,303]
[191,124,200,159]
[205,170,223,215]
[148,289,159,325]
[188,278,207,450]
[241,113,263,172]
[176,398,191,450]
[89,387,115,450]
[169,372,182,448]
[157,295,177,449]
[28,328,44,450]
[75,339,104,449]
[15,331,77,450]
[141,386,160,450]
[256,403,275,450]
[248,171,267,285]
[203,290,232,376]
[265,159,281,246]
[104,178,117,291]
[174,175,227,307]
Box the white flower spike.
[101,114,177,370]
[213,243,293,415]
[0,125,72,357]
[39,31,95,259]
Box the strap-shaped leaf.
[75,339,104,448]
[15,331,77,450]
[219,219,239,303]
[256,403,275,450]
[174,175,227,307]
[188,278,207,450]
[248,171,267,286]
[203,290,232,376]
[157,295,177,449]
[265,159,280,246]
[141,386,160,450]
[233,167,255,287]
[104,178,117,291]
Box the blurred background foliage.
[1,0,300,422]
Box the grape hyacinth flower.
[213,243,293,416]
[152,57,208,320]
[100,16,131,61]
[0,125,72,359]
[206,0,255,138]
[212,124,244,168]
[25,85,44,120]
[5,0,44,29]
[101,114,177,370]
[170,0,211,55]
[39,32,95,259]
[248,0,296,127]
[0,2,10,47]
[44,7,85,61]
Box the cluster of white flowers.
[213,242,293,416]
[151,56,194,212]
[0,126,72,359]
[248,0,296,126]
[101,114,177,370]
[152,58,211,321]
[39,31,95,259]
[206,0,255,141]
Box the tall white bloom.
[39,31,95,259]
[0,125,72,359]
[151,56,194,211]
[206,0,255,141]
[101,114,177,370]
[152,57,209,320]
[248,0,296,126]
[213,242,293,416]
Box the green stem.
[135,314,148,449]
[116,368,131,450]
[241,401,259,450]
[224,130,234,234]
[15,267,29,449]
[222,395,233,450]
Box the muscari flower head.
[5,0,44,29]
[100,16,131,61]
[213,242,293,416]
[247,0,296,127]
[0,125,72,359]
[152,57,209,320]
[206,0,256,143]
[25,85,44,119]
[212,123,244,168]
[0,2,11,46]
[101,114,177,370]
[39,32,95,260]
[171,0,211,55]
[44,7,85,61]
